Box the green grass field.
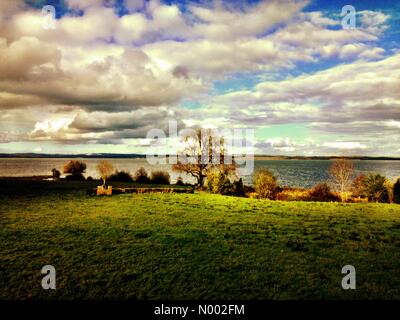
[1,180,399,299]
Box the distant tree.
[63,160,87,180]
[96,161,114,187]
[172,128,236,186]
[134,167,150,183]
[51,168,61,179]
[329,159,355,201]
[393,178,400,204]
[253,169,278,199]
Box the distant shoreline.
[253,156,400,161]
[0,153,400,161]
[0,153,146,159]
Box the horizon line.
[1,153,400,160]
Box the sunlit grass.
[0,180,399,299]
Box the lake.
[0,158,399,188]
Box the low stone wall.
[88,186,194,196]
[96,186,112,196]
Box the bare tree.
[172,128,236,186]
[96,161,114,187]
[329,159,355,200]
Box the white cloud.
[65,0,106,10]
[359,10,390,35]
[0,1,397,155]
[189,0,307,41]
[256,137,296,152]
[322,142,368,150]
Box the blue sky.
[0,0,399,155]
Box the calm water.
[254,160,400,188]
[1,158,399,188]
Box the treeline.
[51,160,174,186]
[52,159,400,204]
[203,159,400,204]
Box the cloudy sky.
[0,0,399,156]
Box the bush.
[134,167,150,183]
[51,168,61,179]
[206,169,232,195]
[109,170,134,182]
[393,178,400,204]
[385,179,394,203]
[150,170,171,185]
[276,188,310,201]
[176,176,184,186]
[351,174,368,198]
[253,169,278,199]
[62,160,87,181]
[65,173,85,181]
[364,174,390,203]
[86,176,93,181]
[63,160,87,175]
[231,178,246,197]
[308,183,339,202]
[205,169,246,197]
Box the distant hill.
[0,153,146,159]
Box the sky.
[0,0,399,156]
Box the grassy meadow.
[1,179,400,299]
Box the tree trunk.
[198,175,204,187]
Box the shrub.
[351,174,368,198]
[65,173,85,181]
[393,178,400,204]
[176,176,184,186]
[206,169,232,195]
[253,169,278,199]
[364,174,390,203]
[231,178,246,197]
[63,160,87,175]
[308,183,339,202]
[51,168,61,179]
[276,188,310,201]
[109,170,134,182]
[134,167,150,183]
[150,170,171,185]
[86,176,93,181]
[385,179,394,203]
[205,169,245,197]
